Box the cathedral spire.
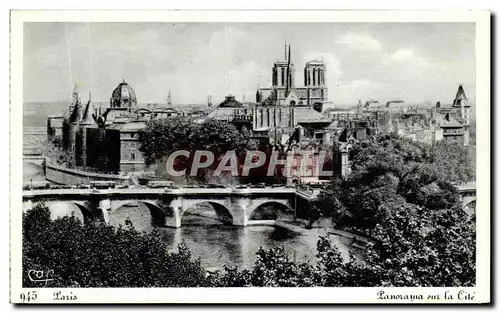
[284,41,287,61]
[285,44,292,96]
[167,90,172,106]
[80,97,94,125]
[69,98,82,124]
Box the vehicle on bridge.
[75,184,92,189]
[147,180,175,188]
[23,181,50,190]
[207,183,226,188]
[90,181,116,189]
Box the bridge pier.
[165,207,181,228]
[232,199,249,226]
[233,211,248,226]
[98,199,111,223]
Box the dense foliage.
[318,134,474,234]
[313,134,476,286]
[24,205,475,288]
[23,204,207,287]
[138,117,256,182]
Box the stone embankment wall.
[46,163,130,185]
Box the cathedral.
[256,45,328,109]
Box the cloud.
[23,23,475,106]
[335,33,382,52]
[386,49,429,67]
[332,79,386,105]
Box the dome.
[110,79,137,109]
[219,94,242,108]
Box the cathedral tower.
[304,61,326,88]
[272,45,295,88]
[304,60,327,106]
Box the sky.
[23,22,475,107]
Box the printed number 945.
[20,291,37,303]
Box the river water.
[109,203,335,269]
[23,102,351,270]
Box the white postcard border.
[10,9,491,304]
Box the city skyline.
[24,22,475,106]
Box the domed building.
[110,79,138,110]
[219,94,242,108]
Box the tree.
[23,202,474,288]
[23,204,208,287]
[318,134,467,234]
[138,117,256,182]
[313,134,475,287]
[429,140,475,183]
[250,246,316,287]
[138,116,195,167]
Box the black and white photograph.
[10,10,490,304]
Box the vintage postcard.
[10,10,490,304]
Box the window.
[131,152,136,160]
[130,133,134,138]
[315,132,324,145]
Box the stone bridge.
[22,187,297,228]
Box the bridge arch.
[247,200,294,221]
[111,200,174,229]
[180,200,234,226]
[72,201,94,222]
[43,200,92,224]
[463,199,476,216]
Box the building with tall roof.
[47,79,183,176]
[430,84,472,146]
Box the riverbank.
[45,163,130,185]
